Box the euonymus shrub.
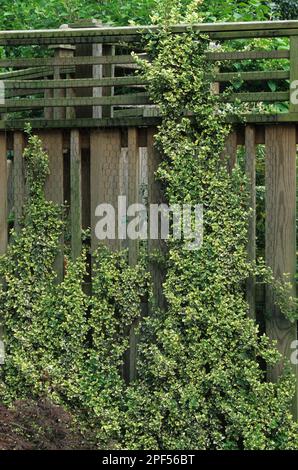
[0,0,298,450]
[123,0,298,450]
[0,128,149,446]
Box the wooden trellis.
[0,20,296,411]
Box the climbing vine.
[123,0,298,450]
[0,0,297,451]
[0,127,149,447]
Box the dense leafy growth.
[122,0,298,450]
[0,0,297,451]
[0,0,295,31]
[0,129,149,447]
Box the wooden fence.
[0,20,296,410]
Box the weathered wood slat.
[208,50,289,61]
[226,91,289,102]
[4,111,298,130]
[222,129,237,173]
[214,70,289,82]
[0,91,287,112]
[0,20,297,40]
[245,125,256,320]
[0,116,161,129]
[38,130,64,281]
[0,133,7,255]
[210,29,298,39]
[90,129,121,253]
[13,132,25,232]
[0,66,75,80]
[147,127,166,312]
[290,36,298,113]
[0,93,150,110]
[0,29,295,46]
[0,35,141,46]
[4,112,298,131]
[0,54,146,68]
[4,76,146,89]
[70,129,82,260]
[126,128,141,383]
[265,125,297,417]
[0,21,297,46]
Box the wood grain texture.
[125,128,141,383]
[0,132,7,255]
[70,129,82,260]
[90,128,121,253]
[37,130,64,281]
[128,128,140,266]
[52,46,75,120]
[290,36,298,114]
[13,131,25,232]
[147,126,165,311]
[245,125,256,319]
[265,125,297,416]
[222,129,237,173]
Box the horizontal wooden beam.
[0,116,161,129]
[2,111,298,130]
[214,70,290,82]
[207,50,289,61]
[226,91,289,102]
[0,35,141,46]
[0,65,75,80]
[0,20,298,38]
[210,29,298,39]
[0,20,297,44]
[0,54,147,68]
[4,76,146,89]
[0,93,150,110]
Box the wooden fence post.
[49,25,76,120]
[265,124,297,418]
[290,36,298,114]
[0,133,6,346]
[245,125,256,319]
[70,129,82,260]
[38,130,64,282]
[147,127,165,310]
[124,128,140,383]
[0,133,7,256]
[13,132,25,233]
[90,129,121,253]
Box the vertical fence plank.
[39,130,64,205]
[125,128,140,383]
[13,131,25,232]
[265,124,297,417]
[70,129,82,260]
[0,133,6,345]
[118,145,129,250]
[147,127,165,310]
[0,133,7,256]
[93,42,115,119]
[38,130,64,281]
[245,125,256,319]
[50,39,76,120]
[225,129,238,173]
[128,128,140,266]
[90,129,121,253]
[290,36,298,114]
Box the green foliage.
[0,0,297,451]
[273,0,298,19]
[0,0,276,31]
[0,129,149,447]
[122,0,298,450]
